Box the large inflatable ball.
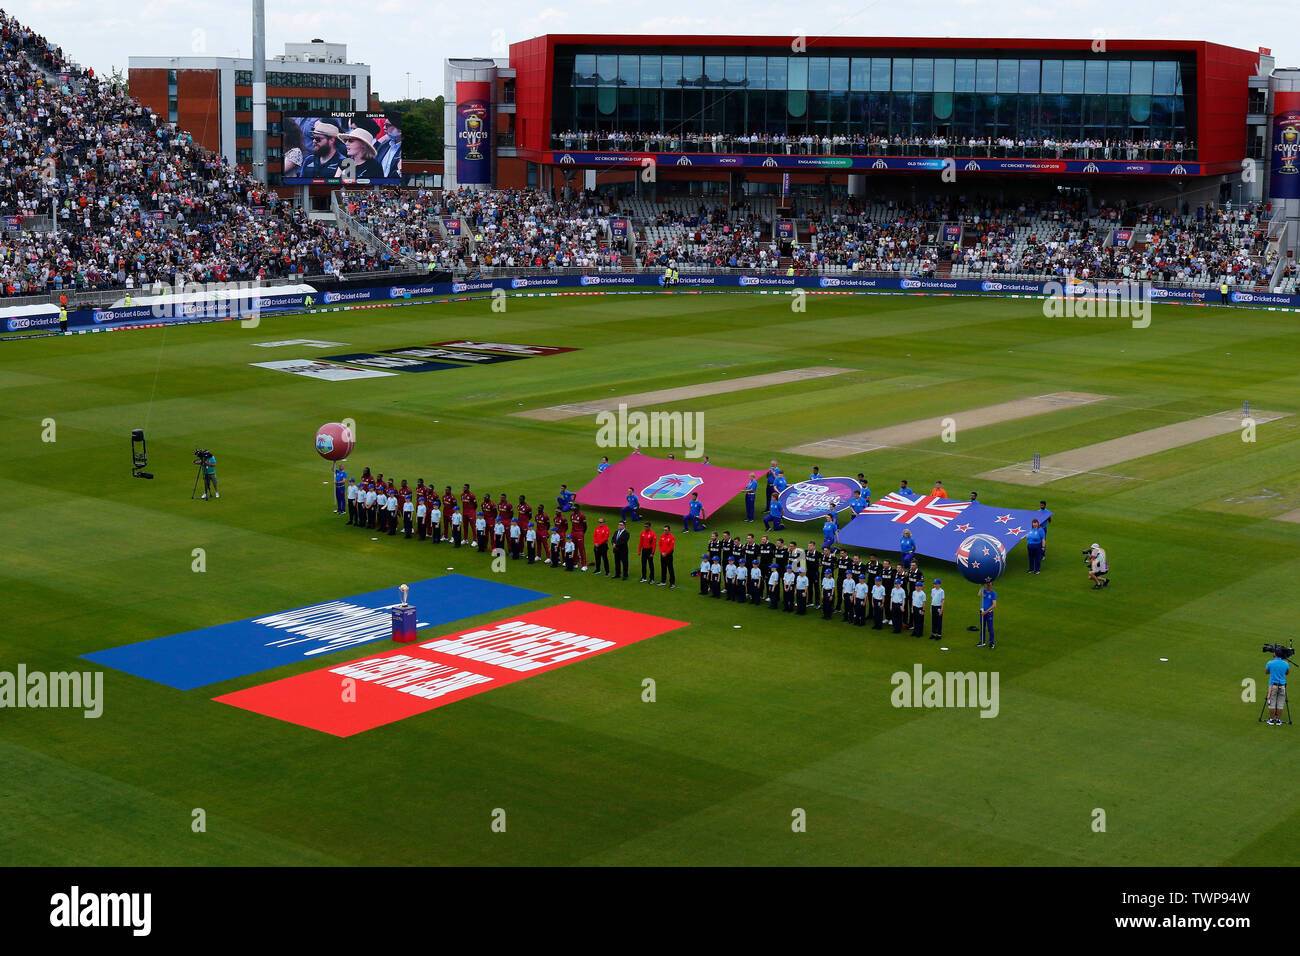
[956,533,1007,584]
[314,422,355,462]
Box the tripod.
[191,462,207,500]
[1258,684,1292,725]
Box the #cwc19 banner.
[1271,91,1300,201]
[456,81,492,186]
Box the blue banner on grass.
[83,574,546,689]
[837,491,1052,564]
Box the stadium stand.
[0,9,389,299]
[552,130,1196,160]
[0,8,1275,297]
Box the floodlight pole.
[251,0,267,185]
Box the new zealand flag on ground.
[837,490,1052,564]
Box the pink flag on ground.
[576,452,755,518]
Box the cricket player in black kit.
[758,536,775,582]
[805,543,821,593]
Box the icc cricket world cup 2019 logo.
[1276,115,1300,176]
[459,101,488,162]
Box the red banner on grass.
[576,452,754,518]
[214,602,687,736]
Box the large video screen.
[282,112,402,185]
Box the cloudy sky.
[5,0,1291,102]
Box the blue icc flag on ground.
[837,491,1052,564]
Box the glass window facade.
[551,49,1193,147]
[234,70,353,89]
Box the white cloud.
[0,0,1291,104]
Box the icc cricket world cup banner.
[456,81,492,185]
[1271,91,1300,201]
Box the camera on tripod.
[191,448,218,500]
[1262,641,1295,659]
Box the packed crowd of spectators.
[439,187,621,269]
[0,3,1268,301]
[637,201,780,270]
[0,9,389,299]
[553,130,1194,160]
[955,201,1271,284]
[342,189,471,271]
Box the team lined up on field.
[335,460,1053,640]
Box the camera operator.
[195,450,219,500]
[1266,648,1290,725]
[1086,542,1108,589]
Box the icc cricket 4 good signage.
[456,82,492,186]
[1272,92,1300,201]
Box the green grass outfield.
[2,289,1298,866]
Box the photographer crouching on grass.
[1085,542,1109,590]
[195,449,220,500]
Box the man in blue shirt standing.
[1025,519,1045,574]
[1266,650,1290,725]
[744,473,758,522]
[764,460,779,507]
[978,579,997,649]
[848,489,867,516]
[333,464,348,514]
[763,493,785,531]
[809,466,823,482]
[621,487,640,523]
[899,529,916,567]
[684,491,706,532]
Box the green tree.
[380,96,444,160]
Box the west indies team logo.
[642,474,704,500]
[777,477,862,522]
[315,433,335,455]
